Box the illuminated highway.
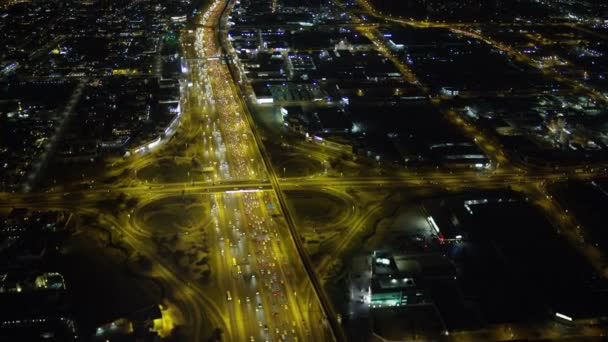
[184,0,334,340]
[2,0,608,341]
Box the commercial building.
[369,251,428,308]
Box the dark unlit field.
[55,217,161,337]
[136,195,211,235]
[137,160,208,183]
[285,190,349,227]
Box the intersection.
[1,0,608,341]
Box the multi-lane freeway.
[181,0,334,340]
[2,0,608,341]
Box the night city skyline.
[1,0,608,341]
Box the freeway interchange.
[2,0,608,341]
